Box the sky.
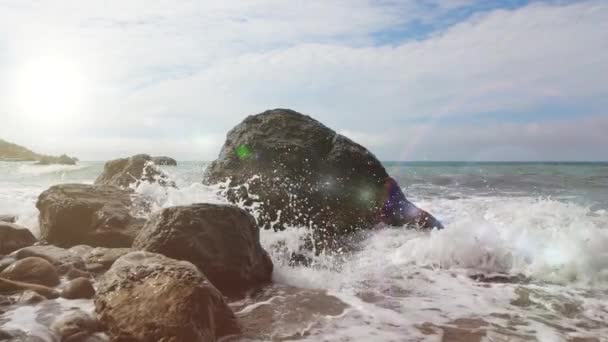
[0,0,606,161]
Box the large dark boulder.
[152,156,177,166]
[36,184,146,248]
[0,222,36,255]
[95,251,239,341]
[133,203,273,296]
[204,109,443,248]
[95,154,174,188]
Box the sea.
[0,160,607,341]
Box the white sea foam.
[17,163,87,176]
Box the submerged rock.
[36,184,146,248]
[234,284,349,341]
[133,203,273,296]
[0,222,36,255]
[95,251,239,341]
[95,154,174,188]
[51,310,102,342]
[152,156,177,166]
[204,109,443,248]
[0,277,59,299]
[0,257,59,287]
[0,215,17,223]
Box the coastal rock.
[95,251,239,341]
[0,257,59,287]
[0,222,36,255]
[0,215,17,223]
[133,203,273,296]
[13,245,85,271]
[95,154,174,188]
[204,109,443,247]
[72,246,132,273]
[36,154,77,165]
[61,277,95,299]
[152,156,177,166]
[36,184,145,248]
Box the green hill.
[0,139,40,161]
[0,139,77,164]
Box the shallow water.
[1,161,607,341]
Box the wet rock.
[77,246,132,273]
[133,204,273,296]
[0,257,59,287]
[13,245,85,271]
[61,277,95,299]
[64,267,91,280]
[51,310,101,342]
[95,154,174,188]
[95,251,239,341]
[0,214,17,223]
[36,184,146,247]
[0,222,36,255]
[204,109,443,250]
[152,156,177,166]
[0,277,59,299]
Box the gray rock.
[204,109,443,249]
[0,222,36,255]
[95,251,239,341]
[36,184,146,248]
[151,156,177,166]
[133,203,273,297]
[95,154,174,188]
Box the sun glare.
[11,55,86,122]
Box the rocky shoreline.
[0,109,442,341]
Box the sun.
[11,55,86,123]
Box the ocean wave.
[17,163,88,175]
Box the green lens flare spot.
[235,145,252,159]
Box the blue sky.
[0,0,606,161]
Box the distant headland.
[0,139,77,165]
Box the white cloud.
[0,0,606,160]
